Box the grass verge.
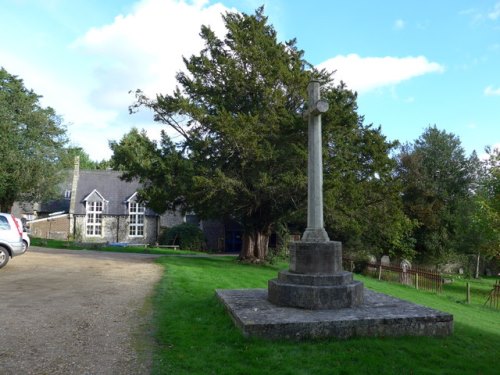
[30,237,201,255]
[151,256,499,375]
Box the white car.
[15,218,30,252]
[0,213,25,269]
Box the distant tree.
[60,147,97,170]
[396,126,476,262]
[481,146,500,213]
[0,67,68,212]
[60,146,111,170]
[455,147,500,276]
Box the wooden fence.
[484,279,500,309]
[343,258,444,293]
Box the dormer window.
[83,189,107,237]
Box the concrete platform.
[216,288,453,340]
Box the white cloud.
[3,0,234,161]
[73,0,231,109]
[484,85,500,96]
[317,54,444,94]
[393,19,405,30]
[65,0,231,160]
[461,2,500,23]
[488,2,500,20]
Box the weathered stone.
[276,270,353,286]
[216,288,454,340]
[268,278,364,309]
[269,240,364,309]
[289,241,342,274]
[400,259,412,270]
[302,80,329,243]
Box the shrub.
[159,223,205,251]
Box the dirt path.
[0,247,163,375]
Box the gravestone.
[400,259,411,270]
[400,259,412,286]
[381,255,390,265]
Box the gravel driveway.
[0,247,163,375]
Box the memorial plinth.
[216,289,453,340]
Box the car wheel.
[0,247,9,269]
[22,240,28,253]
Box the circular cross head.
[315,99,329,113]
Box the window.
[0,216,10,231]
[64,190,71,199]
[129,201,145,237]
[86,201,103,236]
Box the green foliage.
[455,147,500,262]
[321,87,414,259]
[59,146,111,170]
[397,126,477,262]
[111,128,193,212]
[151,255,499,375]
[0,67,68,211]
[159,223,205,251]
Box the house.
[27,157,184,244]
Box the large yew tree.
[112,8,408,261]
[113,8,321,260]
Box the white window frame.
[129,201,145,237]
[86,201,103,237]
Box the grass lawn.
[30,237,201,255]
[151,256,499,375]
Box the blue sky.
[1,0,499,160]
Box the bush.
[159,223,205,251]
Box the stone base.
[216,288,453,340]
[290,241,343,274]
[268,241,364,309]
[268,273,364,309]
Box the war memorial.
[216,81,453,340]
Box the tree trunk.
[239,228,270,261]
[475,252,480,279]
[0,200,13,213]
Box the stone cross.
[302,80,330,242]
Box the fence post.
[466,282,471,304]
[378,265,382,280]
[415,272,419,290]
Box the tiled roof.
[73,170,156,216]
